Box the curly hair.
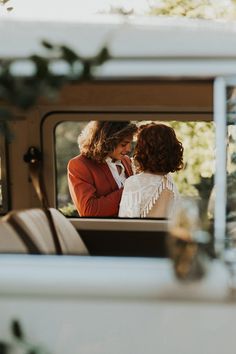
[78,121,137,163]
[134,123,184,173]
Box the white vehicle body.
[0,16,235,353]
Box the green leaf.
[60,46,78,64]
[11,320,24,340]
[81,61,92,80]
[41,40,54,50]
[30,55,48,78]
[0,341,9,354]
[94,47,110,65]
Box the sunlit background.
[0,0,236,22]
[0,0,150,20]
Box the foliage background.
[148,0,236,20]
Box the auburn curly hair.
[134,123,184,173]
[78,121,137,163]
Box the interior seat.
[3,208,88,255]
[0,220,29,254]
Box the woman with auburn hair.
[67,121,137,217]
[119,123,184,218]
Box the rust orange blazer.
[67,155,133,217]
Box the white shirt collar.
[105,156,122,165]
[105,157,126,188]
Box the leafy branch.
[0,41,110,110]
[0,41,110,137]
[0,319,51,354]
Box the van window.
[54,119,215,218]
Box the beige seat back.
[49,208,88,255]
[0,220,29,254]
[5,208,88,255]
[5,209,56,254]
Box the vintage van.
[0,16,235,354]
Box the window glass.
[55,120,215,218]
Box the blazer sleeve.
[67,158,123,217]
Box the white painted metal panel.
[0,255,233,354]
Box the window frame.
[0,124,9,215]
[41,108,213,231]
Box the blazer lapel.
[100,163,118,191]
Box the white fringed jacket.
[118,172,179,218]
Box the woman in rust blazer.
[67,121,137,217]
